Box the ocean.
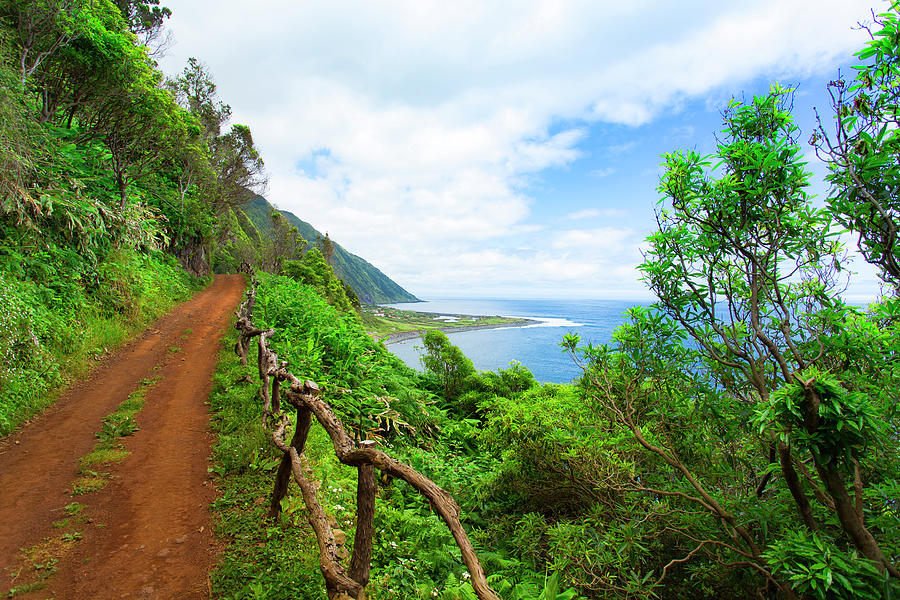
[381,298,647,384]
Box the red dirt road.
[0,274,245,599]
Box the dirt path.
[0,274,245,599]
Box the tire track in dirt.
[0,274,245,599]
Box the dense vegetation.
[209,274,582,599]
[0,0,225,434]
[207,8,900,600]
[0,0,372,434]
[3,1,900,599]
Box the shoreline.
[378,318,539,345]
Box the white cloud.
[551,227,638,252]
[158,0,874,298]
[558,206,642,223]
[668,125,696,140]
[589,167,616,179]
[606,141,638,156]
[561,209,603,221]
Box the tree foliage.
[283,247,359,314]
[813,9,900,292]
[564,85,900,598]
[420,330,476,408]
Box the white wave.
[503,315,585,328]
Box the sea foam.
[505,315,585,328]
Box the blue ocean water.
[381,298,647,384]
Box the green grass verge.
[0,251,206,436]
[208,326,327,599]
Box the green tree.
[112,0,170,46]
[260,211,304,273]
[0,37,48,222]
[570,87,900,597]
[813,6,900,292]
[79,64,185,209]
[318,232,334,266]
[166,57,231,143]
[4,0,84,85]
[282,248,356,313]
[421,330,475,407]
[167,57,266,212]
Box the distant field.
[359,305,535,341]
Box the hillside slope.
[242,196,419,304]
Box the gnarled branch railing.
[234,267,501,600]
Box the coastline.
[378,318,539,345]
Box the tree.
[0,39,48,222]
[166,57,230,142]
[813,6,900,293]
[167,58,267,211]
[3,0,83,85]
[319,232,335,266]
[82,70,185,209]
[210,123,267,208]
[421,330,475,406]
[570,87,899,597]
[282,248,359,313]
[260,211,305,273]
[112,0,170,47]
[7,0,135,125]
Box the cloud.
[589,167,616,179]
[668,125,696,140]
[158,0,874,298]
[551,227,638,252]
[561,209,603,221]
[560,208,631,221]
[606,141,638,156]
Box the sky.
[157,0,886,302]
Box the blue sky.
[158,0,883,301]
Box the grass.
[64,503,86,516]
[71,473,108,495]
[69,376,160,495]
[4,505,89,597]
[79,447,130,467]
[359,304,533,338]
[0,254,206,437]
[207,326,334,599]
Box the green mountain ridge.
[241,195,419,304]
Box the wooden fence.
[234,268,500,600]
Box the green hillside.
[241,195,419,304]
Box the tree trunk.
[778,444,818,532]
[816,460,900,578]
[118,173,128,211]
[349,442,377,586]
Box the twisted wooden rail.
[234,267,500,600]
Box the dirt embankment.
[0,274,245,600]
